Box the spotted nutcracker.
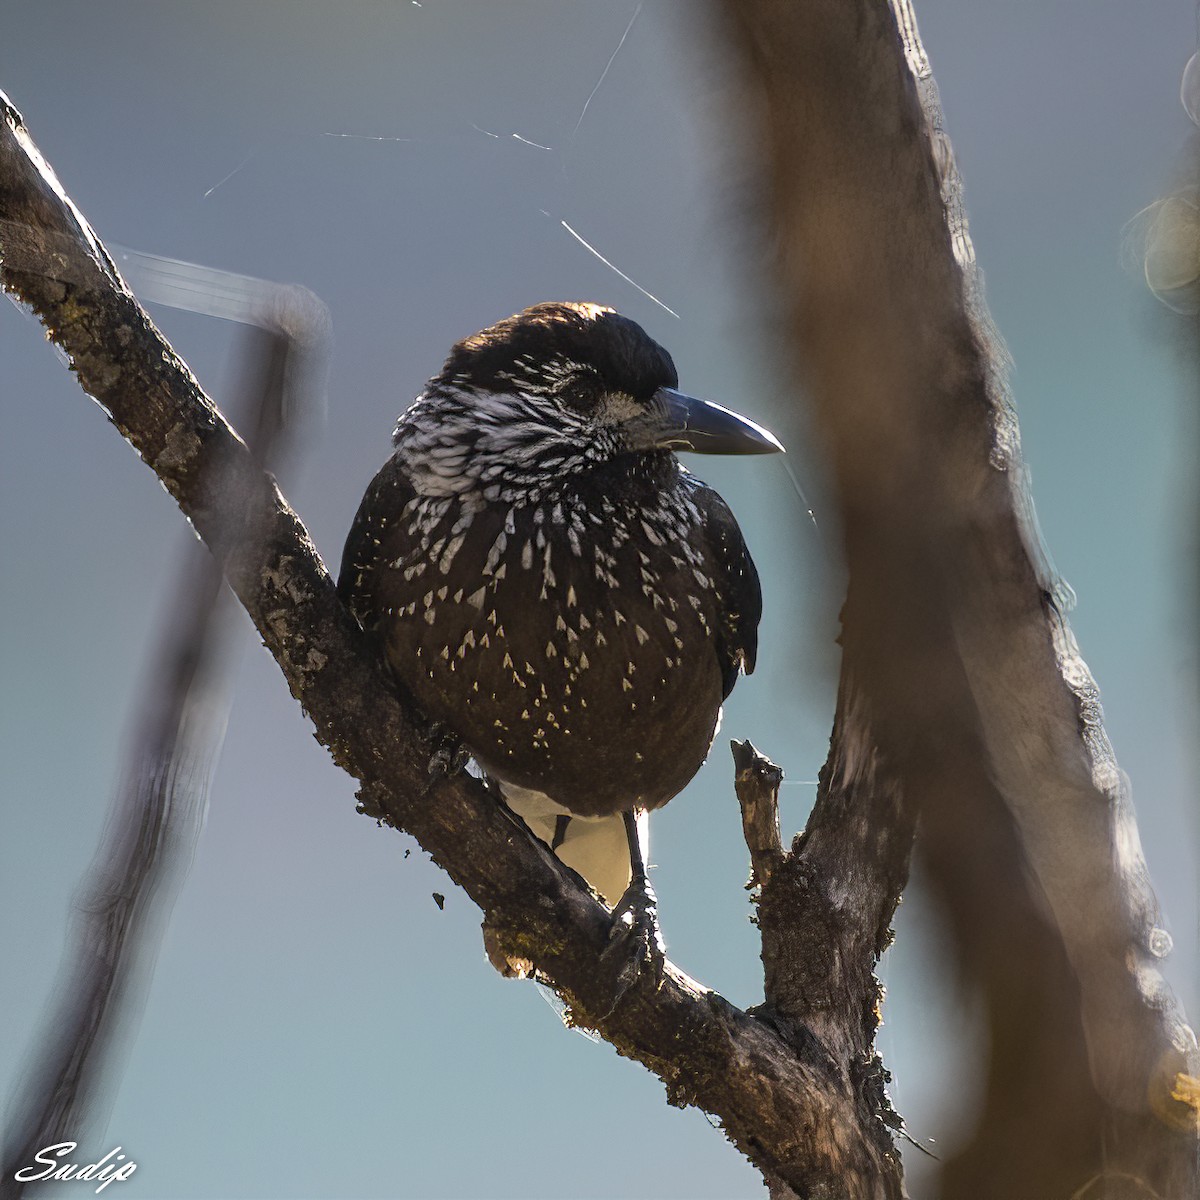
[339,302,780,965]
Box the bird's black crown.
[435,301,679,415]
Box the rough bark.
[1,90,908,1197]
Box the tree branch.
[1,89,908,1196]
[732,739,785,889]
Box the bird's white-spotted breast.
[339,301,773,843]
[369,448,727,817]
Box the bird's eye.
[554,367,606,416]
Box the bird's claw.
[424,718,469,776]
[600,872,665,1011]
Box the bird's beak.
[651,387,785,455]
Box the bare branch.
[0,89,908,1195]
[732,739,784,888]
[735,712,915,1196]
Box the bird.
[338,301,781,978]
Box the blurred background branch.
[0,259,329,1198]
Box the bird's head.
[393,301,782,502]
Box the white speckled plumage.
[339,302,768,904]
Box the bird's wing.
[690,479,763,699]
[336,452,417,632]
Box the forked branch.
[1,88,909,1197]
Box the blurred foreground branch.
[721,0,1199,1195]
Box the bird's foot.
[600,871,665,1012]
[423,718,469,776]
